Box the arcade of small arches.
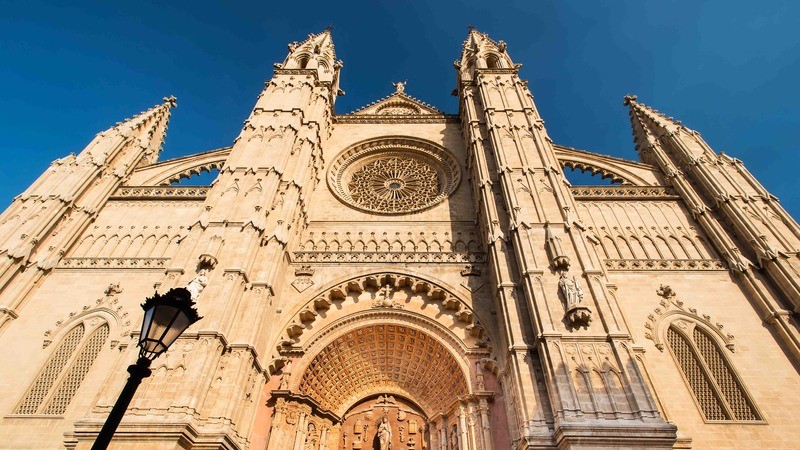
[264,273,503,450]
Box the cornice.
[334,114,459,124]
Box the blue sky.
[1,1,799,215]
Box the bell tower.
[72,30,341,448]
[457,29,677,448]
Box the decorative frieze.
[571,186,678,200]
[110,186,210,200]
[334,114,459,124]
[58,257,169,269]
[292,252,486,264]
[604,259,727,271]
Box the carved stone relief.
[342,396,427,450]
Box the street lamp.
[91,288,202,450]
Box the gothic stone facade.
[1,29,799,450]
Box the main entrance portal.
[264,318,498,450]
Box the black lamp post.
[91,288,202,450]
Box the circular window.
[328,138,461,215]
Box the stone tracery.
[328,138,460,215]
[348,156,440,213]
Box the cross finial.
[623,94,638,106]
[467,24,476,30]
[163,96,178,107]
[325,24,334,32]
[392,80,407,93]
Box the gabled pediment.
[347,83,444,116]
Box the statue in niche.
[378,417,392,450]
[354,419,363,434]
[186,269,209,301]
[448,427,458,450]
[558,273,583,309]
[305,423,318,450]
[279,360,292,390]
[558,273,592,329]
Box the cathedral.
[2,28,800,450]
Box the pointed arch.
[43,323,109,414]
[16,324,85,414]
[16,319,110,415]
[665,321,761,422]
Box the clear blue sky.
[2,1,799,215]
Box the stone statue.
[279,360,292,390]
[186,269,209,301]
[378,417,392,450]
[559,273,592,328]
[448,427,458,450]
[558,273,583,310]
[392,81,407,93]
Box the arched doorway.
[262,272,504,450]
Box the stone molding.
[110,186,209,200]
[645,285,736,352]
[291,251,486,264]
[279,272,490,349]
[571,186,678,200]
[334,114,459,124]
[58,257,170,269]
[604,259,727,271]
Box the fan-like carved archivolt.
[297,324,468,416]
[328,138,460,215]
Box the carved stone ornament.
[544,222,570,271]
[328,138,460,215]
[43,282,131,348]
[645,285,736,352]
[292,265,316,293]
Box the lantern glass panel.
[160,313,191,349]
[139,307,154,347]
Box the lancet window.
[666,322,760,422]
[15,321,109,415]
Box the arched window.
[485,54,501,69]
[666,323,760,421]
[297,55,310,69]
[15,321,109,415]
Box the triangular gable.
[348,85,444,116]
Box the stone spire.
[94,95,177,168]
[624,94,800,363]
[0,96,177,333]
[279,29,342,94]
[624,94,684,164]
[456,28,514,83]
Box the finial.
[623,94,637,106]
[324,24,334,32]
[392,80,407,93]
[163,96,178,107]
[467,24,476,31]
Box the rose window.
[328,138,460,214]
